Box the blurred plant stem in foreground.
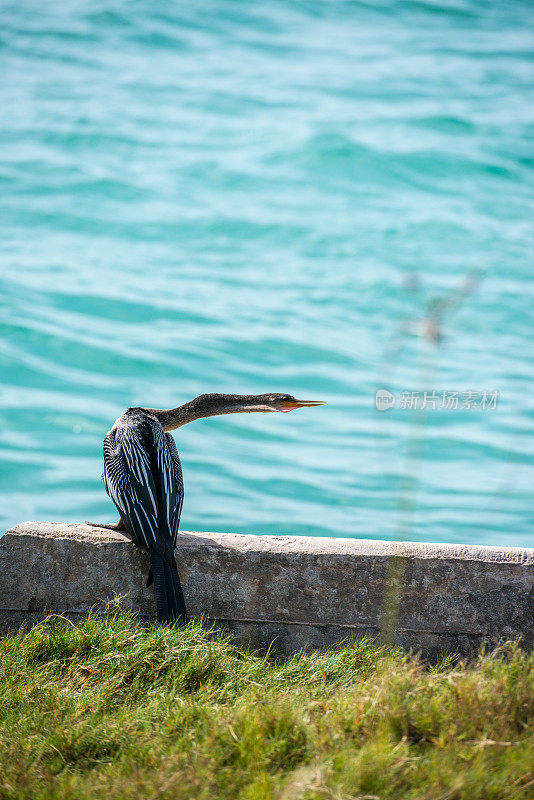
[379,271,482,645]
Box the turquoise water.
[1,1,533,547]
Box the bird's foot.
[85,520,128,533]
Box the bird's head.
[238,393,327,413]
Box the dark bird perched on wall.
[87,393,325,624]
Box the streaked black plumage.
[103,407,187,623]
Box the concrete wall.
[1,522,532,659]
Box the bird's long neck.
[143,394,262,432]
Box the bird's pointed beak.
[276,399,327,413]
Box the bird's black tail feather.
[150,547,188,624]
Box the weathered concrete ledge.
[1,522,532,658]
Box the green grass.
[0,615,532,799]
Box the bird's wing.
[149,421,184,548]
[103,426,159,549]
[166,432,184,548]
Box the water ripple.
[1,0,533,546]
